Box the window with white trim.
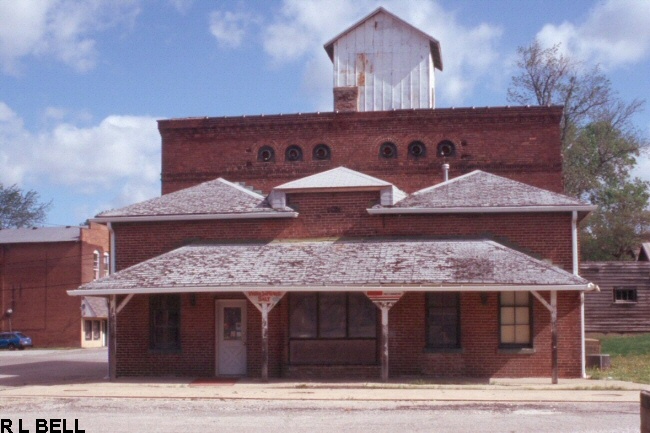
[92,250,100,280]
[103,252,110,277]
[613,287,637,303]
[499,291,532,348]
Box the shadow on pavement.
[0,360,108,386]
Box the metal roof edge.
[367,205,597,215]
[68,283,595,297]
[90,211,299,223]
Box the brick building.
[69,8,596,382]
[0,224,109,347]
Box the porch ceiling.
[68,238,594,296]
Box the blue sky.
[1,0,649,227]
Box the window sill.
[498,347,535,355]
[424,347,464,354]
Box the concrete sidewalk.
[0,377,647,403]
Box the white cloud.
[258,0,502,108]
[0,0,140,75]
[0,101,160,215]
[536,0,650,69]
[209,10,260,48]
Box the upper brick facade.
[159,106,565,196]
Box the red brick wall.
[116,290,582,379]
[159,106,564,195]
[0,225,109,347]
[0,242,82,347]
[113,192,573,273]
[110,105,583,379]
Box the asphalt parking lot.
[0,347,108,386]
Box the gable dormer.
[324,7,443,112]
[268,166,406,209]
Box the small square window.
[613,287,637,303]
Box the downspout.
[107,222,115,274]
[572,211,586,378]
[107,222,116,380]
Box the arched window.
[285,145,303,162]
[379,142,397,159]
[408,141,427,158]
[312,144,331,160]
[258,146,275,162]
[437,140,456,157]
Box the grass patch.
[588,333,650,384]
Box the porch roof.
[68,238,594,296]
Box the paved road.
[0,349,643,432]
[0,397,640,433]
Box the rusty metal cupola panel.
[324,7,443,112]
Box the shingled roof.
[81,296,108,318]
[0,226,81,244]
[369,170,595,214]
[69,238,593,296]
[94,178,297,222]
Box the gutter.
[367,205,597,215]
[68,282,596,297]
[107,222,116,274]
[91,212,299,223]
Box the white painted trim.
[91,212,298,223]
[367,205,596,215]
[68,282,596,297]
[572,211,579,275]
[573,210,587,378]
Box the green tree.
[508,41,650,260]
[0,184,51,229]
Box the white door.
[216,300,247,376]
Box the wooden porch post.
[260,303,271,382]
[531,290,559,384]
[108,295,117,381]
[551,290,558,385]
[365,291,404,382]
[244,292,285,382]
[380,305,390,382]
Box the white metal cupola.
[324,7,443,112]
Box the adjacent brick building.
[70,8,596,382]
[0,224,109,347]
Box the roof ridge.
[217,178,265,199]
[412,170,483,195]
